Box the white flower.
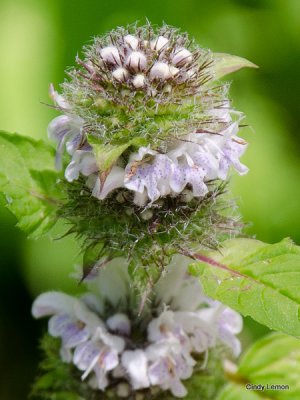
[47,114,84,169]
[32,292,103,361]
[92,166,125,200]
[65,150,98,182]
[85,258,130,308]
[32,258,243,397]
[217,307,243,357]
[121,350,150,389]
[74,327,125,390]
[155,255,208,312]
[146,340,195,398]
[106,313,131,336]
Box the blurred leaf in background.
[0,0,299,399]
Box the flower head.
[32,256,242,398]
[47,23,248,209]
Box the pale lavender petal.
[220,308,243,334]
[73,341,102,371]
[97,328,125,353]
[219,326,241,357]
[32,292,76,318]
[62,324,90,348]
[170,378,188,398]
[94,166,125,200]
[48,314,73,337]
[106,313,131,335]
[148,359,170,385]
[101,349,119,371]
[121,350,150,389]
[65,151,98,182]
[94,363,109,390]
[174,355,194,379]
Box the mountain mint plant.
[1,22,300,400]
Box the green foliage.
[30,335,90,400]
[213,53,258,79]
[59,178,239,285]
[0,131,64,238]
[189,237,300,337]
[217,333,300,400]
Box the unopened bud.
[112,67,129,82]
[126,51,147,72]
[169,65,180,77]
[100,46,121,66]
[124,34,139,50]
[151,36,169,51]
[172,48,193,66]
[150,62,172,80]
[133,74,145,88]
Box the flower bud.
[124,35,139,50]
[100,46,121,66]
[150,62,172,80]
[126,51,147,72]
[172,48,193,66]
[150,36,169,51]
[132,74,145,88]
[112,67,129,82]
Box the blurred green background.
[0,0,299,398]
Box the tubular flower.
[32,256,242,398]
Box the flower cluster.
[32,256,242,398]
[48,24,248,207]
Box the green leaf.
[217,333,300,399]
[0,131,63,238]
[189,238,300,337]
[213,53,258,79]
[88,135,146,172]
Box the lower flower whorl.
[32,256,242,398]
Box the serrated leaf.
[213,53,258,79]
[88,135,147,172]
[0,131,63,238]
[217,333,300,399]
[188,238,300,337]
